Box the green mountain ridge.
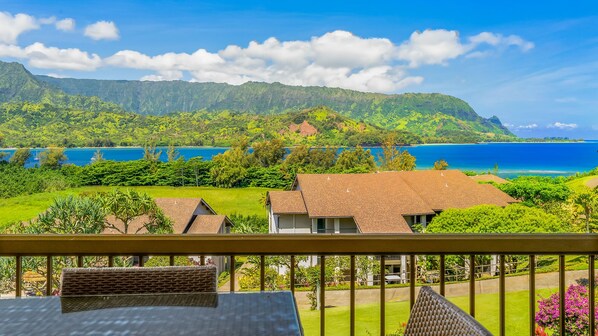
[0,61,514,141]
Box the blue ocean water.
[2,141,597,178]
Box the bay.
[2,141,597,178]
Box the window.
[317,218,326,233]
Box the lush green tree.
[0,151,8,161]
[378,135,416,171]
[433,159,449,170]
[251,139,286,167]
[94,189,172,234]
[333,146,376,172]
[210,146,251,187]
[229,214,269,233]
[32,195,106,234]
[498,176,572,206]
[166,144,181,162]
[143,144,162,162]
[92,149,104,162]
[572,188,598,233]
[9,148,31,166]
[38,147,67,169]
[307,147,337,171]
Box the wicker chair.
[404,286,493,336]
[60,266,217,296]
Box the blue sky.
[0,0,596,138]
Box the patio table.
[0,291,303,336]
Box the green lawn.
[299,288,557,336]
[567,175,598,192]
[0,186,273,228]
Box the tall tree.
[251,139,286,167]
[166,144,181,162]
[334,146,376,172]
[378,135,416,171]
[211,145,251,187]
[92,149,104,162]
[33,196,106,234]
[433,159,449,170]
[94,189,172,234]
[573,189,598,233]
[39,147,67,169]
[143,144,162,162]
[9,148,31,166]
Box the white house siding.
[273,214,312,234]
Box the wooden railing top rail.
[1,234,597,255]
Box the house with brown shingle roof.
[103,198,232,273]
[267,170,517,235]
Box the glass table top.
[0,291,303,336]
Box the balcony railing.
[1,233,597,336]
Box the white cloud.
[0,12,39,44]
[397,29,468,67]
[84,21,119,40]
[0,42,101,71]
[516,124,538,129]
[55,18,75,32]
[548,122,578,130]
[0,23,533,93]
[469,32,534,52]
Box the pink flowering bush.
[536,283,598,335]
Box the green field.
[0,186,273,228]
[299,288,557,336]
[567,175,598,192]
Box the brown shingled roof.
[269,170,517,234]
[470,174,509,184]
[186,215,231,234]
[103,198,220,234]
[268,191,307,214]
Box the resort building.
[267,170,516,235]
[104,198,233,272]
[267,170,517,280]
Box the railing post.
[200,255,205,266]
[590,255,595,335]
[46,255,53,296]
[229,255,235,292]
[380,255,385,336]
[15,255,22,298]
[260,255,265,291]
[290,255,295,294]
[439,254,445,296]
[409,254,416,310]
[169,255,174,266]
[138,255,144,267]
[320,255,326,336]
[559,255,565,336]
[469,254,475,317]
[77,255,83,268]
[529,255,536,336]
[350,255,355,336]
[499,255,505,336]
[108,255,114,267]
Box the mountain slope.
[0,103,412,147]
[0,61,514,139]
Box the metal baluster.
[46,255,52,296]
[440,255,446,296]
[320,256,326,336]
[230,255,235,292]
[409,255,416,309]
[469,255,475,317]
[559,255,565,336]
[590,255,595,335]
[499,255,505,336]
[529,255,535,336]
[15,256,22,298]
[380,255,385,336]
[290,255,295,294]
[350,255,356,336]
[260,255,265,291]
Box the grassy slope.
[299,288,557,336]
[567,175,598,192]
[0,186,273,228]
